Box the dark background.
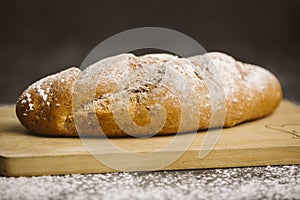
[1,0,299,103]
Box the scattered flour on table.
[1,165,299,200]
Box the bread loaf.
[16,52,282,136]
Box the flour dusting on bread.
[16,52,282,136]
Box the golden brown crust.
[16,52,282,137]
[189,52,282,127]
[16,67,80,136]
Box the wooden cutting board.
[0,100,300,176]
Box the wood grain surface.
[0,100,299,176]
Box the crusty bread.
[16,52,282,136]
[16,67,80,136]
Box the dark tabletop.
[1,165,299,200]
